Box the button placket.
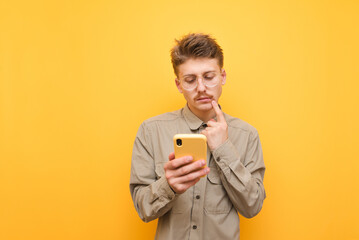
[188,124,209,239]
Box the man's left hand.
[201,101,228,151]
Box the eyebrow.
[182,71,216,77]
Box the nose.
[197,78,206,92]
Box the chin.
[194,103,213,112]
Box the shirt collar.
[183,104,205,130]
[183,103,223,130]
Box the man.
[130,33,266,240]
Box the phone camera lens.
[176,139,182,146]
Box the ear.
[221,68,227,85]
[175,78,183,93]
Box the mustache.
[195,95,213,99]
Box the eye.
[184,77,196,83]
[204,75,215,80]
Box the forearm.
[218,161,265,218]
[212,138,266,218]
[130,176,177,222]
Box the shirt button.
[193,225,197,230]
[196,195,200,199]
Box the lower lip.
[197,98,212,103]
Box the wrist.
[169,185,176,194]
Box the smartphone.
[173,134,207,167]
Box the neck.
[187,104,216,123]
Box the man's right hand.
[164,152,210,194]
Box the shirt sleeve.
[211,129,266,218]
[129,122,178,223]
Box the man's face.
[175,58,226,114]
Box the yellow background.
[1,0,358,239]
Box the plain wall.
[1,0,358,239]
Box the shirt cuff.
[211,139,252,186]
[153,175,177,202]
[212,139,239,168]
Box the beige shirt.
[130,104,266,240]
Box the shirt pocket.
[204,166,233,214]
[155,162,191,214]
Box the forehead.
[177,58,221,77]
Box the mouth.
[196,96,213,103]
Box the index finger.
[167,155,193,169]
[168,152,175,161]
[211,100,225,123]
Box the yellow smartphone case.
[173,134,207,165]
